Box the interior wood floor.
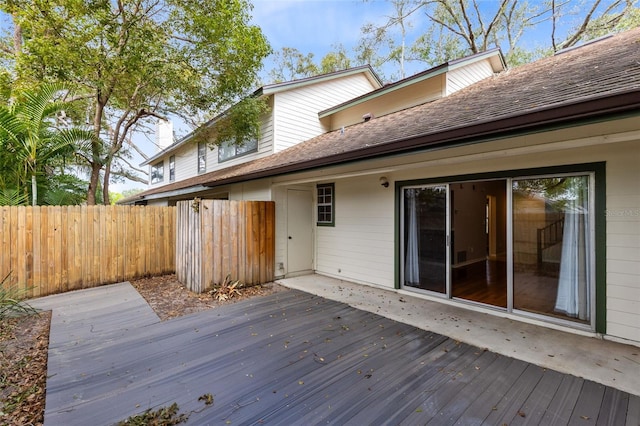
[409,259,587,324]
[452,259,508,308]
[452,260,567,319]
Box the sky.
[249,0,441,81]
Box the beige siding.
[146,199,169,207]
[603,142,640,343]
[328,76,444,131]
[315,176,395,287]
[148,142,197,188]
[305,120,639,343]
[227,180,273,202]
[146,105,274,191]
[447,60,495,95]
[274,74,376,152]
[274,186,288,277]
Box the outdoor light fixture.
[379,176,389,188]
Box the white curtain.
[555,183,590,320]
[405,189,420,286]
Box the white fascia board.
[318,68,449,119]
[260,66,382,96]
[140,185,213,201]
[448,48,506,73]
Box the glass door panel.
[512,175,591,323]
[402,186,447,293]
[450,180,507,308]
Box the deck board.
[36,283,640,425]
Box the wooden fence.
[176,200,275,293]
[1,205,176,298]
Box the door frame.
[286,188,314,276]
[395,163,604,332]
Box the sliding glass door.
[402,186,447,293]
[450,180,507,308]
[400,171,594,328]
[512,175,592,323]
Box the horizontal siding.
[274,74,376,152]
[145,108,274,191]
[315,176,395,287]
[306,126,639,343]
[227,179,273,202]
[604,140,640,343]
[147,142,197,188]
[329,76,443,131]
[204,111,274,173]
[607,271,640,287]
[447,60,494,95]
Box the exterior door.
[287,189,313,275]
[401,185,448,293]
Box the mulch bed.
[0,311,50,426]
[0,274,283,425]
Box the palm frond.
[0,188,28,206]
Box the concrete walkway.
[277,274,640,396]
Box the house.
[137,65,384,203]
[124,28,640,347]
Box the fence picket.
[0,206,176,297]
[174,200,275,293]
[1,201,273,297]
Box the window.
[198,142,206,174]
[399,165,600,330]
[169,155,175,182]
[317,183,335,226]
[150,161,163,184]
[218,138,258,162]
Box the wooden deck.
[32,283,639,425]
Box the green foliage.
[116,403,188,426]
[0,273,38,320]
[42,174,88,206]
[195,97,269,150]
[0,82,94,205]
[0,188,28,206]
[1,0,271,204]
[320,44,353,74]
[268,47,320,83]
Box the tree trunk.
[31,174,37,206]
[87,98,106,205]
[86,162,102,205]
[102,158,112,205]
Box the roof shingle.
[131,28,640,201]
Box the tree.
[268,47,320,83]
[319,44,353,74]
[267,44,357,84]
[1,0,271,205]
[0,83,93,205]
[357,0,639,75]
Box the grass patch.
[0,273,38,320]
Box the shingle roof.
[130,28,640,201]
